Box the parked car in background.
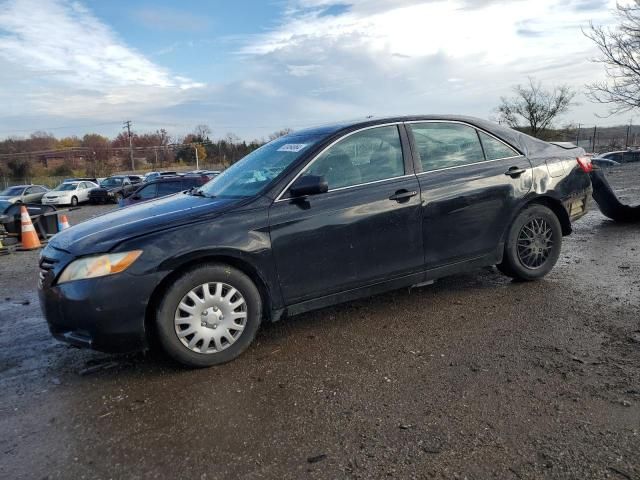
[0,184,49,204]
[39,115,593,367]
[594,150,640,163]
[119,175,208,207]
[41,181,98,206]
[143,171,178,182]
[591,157,620,169]
[89,175,143,204]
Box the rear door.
[269,124,424,305]
[407,121,533,270]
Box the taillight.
[576,156,593,173]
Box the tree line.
[0,126,293,180]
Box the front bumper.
[38,246,162,353]
[42,197,69,205]
[89,190,115,203]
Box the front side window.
[409,123,484,172]
[137,185,156,199]
[478,131,519,160]
[301,125,404,190]
[157,181,181,196]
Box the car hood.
[93,186,119,192]
[48,193,238,256]
[0,195,17,201]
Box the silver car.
[0,184,49,204]
[41,181,98,206]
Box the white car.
[41,181,98,206]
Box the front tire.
[498,204,562,281]
[70,196,78,207]
[155,264,262,367]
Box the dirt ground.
[1,166,639,480]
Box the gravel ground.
[0,166,639,479]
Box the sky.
[0,0,632,141]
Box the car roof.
[287,114,538,154]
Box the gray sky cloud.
[0,0,631,140]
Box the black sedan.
[89,175,142,203]
[38,116,593,367]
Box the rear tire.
[155,263,262,367]
[498,204,562,281]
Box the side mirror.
[289,175,328,198]
[132,195,141,200]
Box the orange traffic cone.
[59,214,70,231]
[19,205,41,250]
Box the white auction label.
[277,144,307,152]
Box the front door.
[406,121,533,270]
[269,124,424,305]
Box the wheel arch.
[144,252,274,347]
[502,195,571,242]
[524,196,572,235]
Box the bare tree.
[496,77,576,137]
[584,1,640,114]
[268,128,293,141]
[194,124,212,141]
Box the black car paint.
[38,116,592,353]
[89,175,141,203]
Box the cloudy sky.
[0,0,630,140]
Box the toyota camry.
[38,116,593,367]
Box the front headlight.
[58,250,143,284]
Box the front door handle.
[389,190,418,202]
[505,166,527,177]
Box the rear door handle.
[505,167,527,177]
[389,190,418,202]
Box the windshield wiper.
[189,188,213,198]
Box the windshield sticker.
[277,144,308,153]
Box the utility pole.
[592,126,597,153]
[123,120,134,171]
[576,123,581,146]
[193,144,199,170]
[626,119,632,149]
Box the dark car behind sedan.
[39,115,592,367]
[119,175,208,207]
[89,175,142,204]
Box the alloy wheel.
[517,217,554,269]
[174,282,247,354]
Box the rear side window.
[478,131,519,160]
[409,123,484,172]
[302,125,404,190]
[156,181,181,196]
[606,153,623,162]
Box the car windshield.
[100,178,123,187]
[0,186,25,196]
[199,134,324,198]
[54,183,78,191]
